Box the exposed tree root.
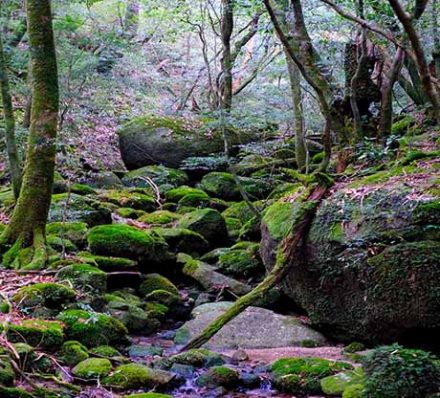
[180,173,333,351]
[0,226,48,270]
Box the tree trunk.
[388,0,440,120]
[285,52,307,170]
[0,0,59,270]
[0,22,22,199]
[220,0,234,111]
[378,48,405,138]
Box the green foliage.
[363,344,440,398]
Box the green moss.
[178,192,210,208]
[363,344,440,398]
[89,345,122,358]
[145,289,182,307]
[99,189,156,211]
[122,165,189,188]
[139,274,179,297]
[177,208,227,244]
[270,357,353,394]
[159,349,225,369]
[343,384,365,398]
[152,227,209,255]
[12,282,75,310]
[70,183,97,195]
[165,186,207,202]
[138,210,181,225]
[343,342,366,354]
[115,207,145,219]
[78,252,138,270]
[87,224,172,264]
[196,366,239,389]
[46,222,89,248]
[262,201,298,240]
[200,172,239,200]
[72,358,112,379]
[102,363,174,389]
[144,302,169,319]
[320,368,365,395]
[6,319,64,350]
[391,115,415,134]
[218,245,263,278]
[57,309,128,348]
[60,340,89,367]
[46,235,77,252]
[108,303,161,334]
[56,264,107,293]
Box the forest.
[0,0,439,397]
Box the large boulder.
[174,302,327,349]
[117,115,260,169]
[261,168,440,344]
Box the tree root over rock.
[181,173,333,351]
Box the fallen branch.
[180,173,333,351]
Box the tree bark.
[388,0,440,120]
[220,0,234,111]
[378,48,405,138]
[285,52,307,170]
[0,20,22,200]
[0,0,59,270]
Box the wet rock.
[175,302,327,350]
[129,344,164,358]
[196,366,239,389]
[179,255,251,297]
[102,363,176,390]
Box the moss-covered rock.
[60,340,89,367]
[70,183,97,196]
[72,358,112,379]
[363,344,440,398]
[200,172,272,200]
[77,252,138,271]
[56,264,107,293]
[320,368,365,395]
[13,283,75,311]
[196,366,239,389]
[261,176,440,343]
[48,193,111,226]
[139,210,181,226]
[156,349,225,370]
[177,208,228,245]
[5,320,64,350]
[122,165,189,188]
[89,345,122,358]
[57,309,128,347]
[87,224,173,266]
[86,171,124,189]
[139,274,179,297]
[0,387,34,398]
[270,357,353,394]
[46,222,88,249]
[152,227,209,255]
[98,190,156,211]
[179,254,251,297]
[107,303,161,334]
[102,363,175,389]
[118,115,259,169]
[115,207,145,219]
[217,243,263,278]
[46,235,77,252]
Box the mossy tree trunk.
[0,0,59,270]
[220,0,234,111]
[285,53,307,171]
[181,174,333,351]
[0,16,22,199]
